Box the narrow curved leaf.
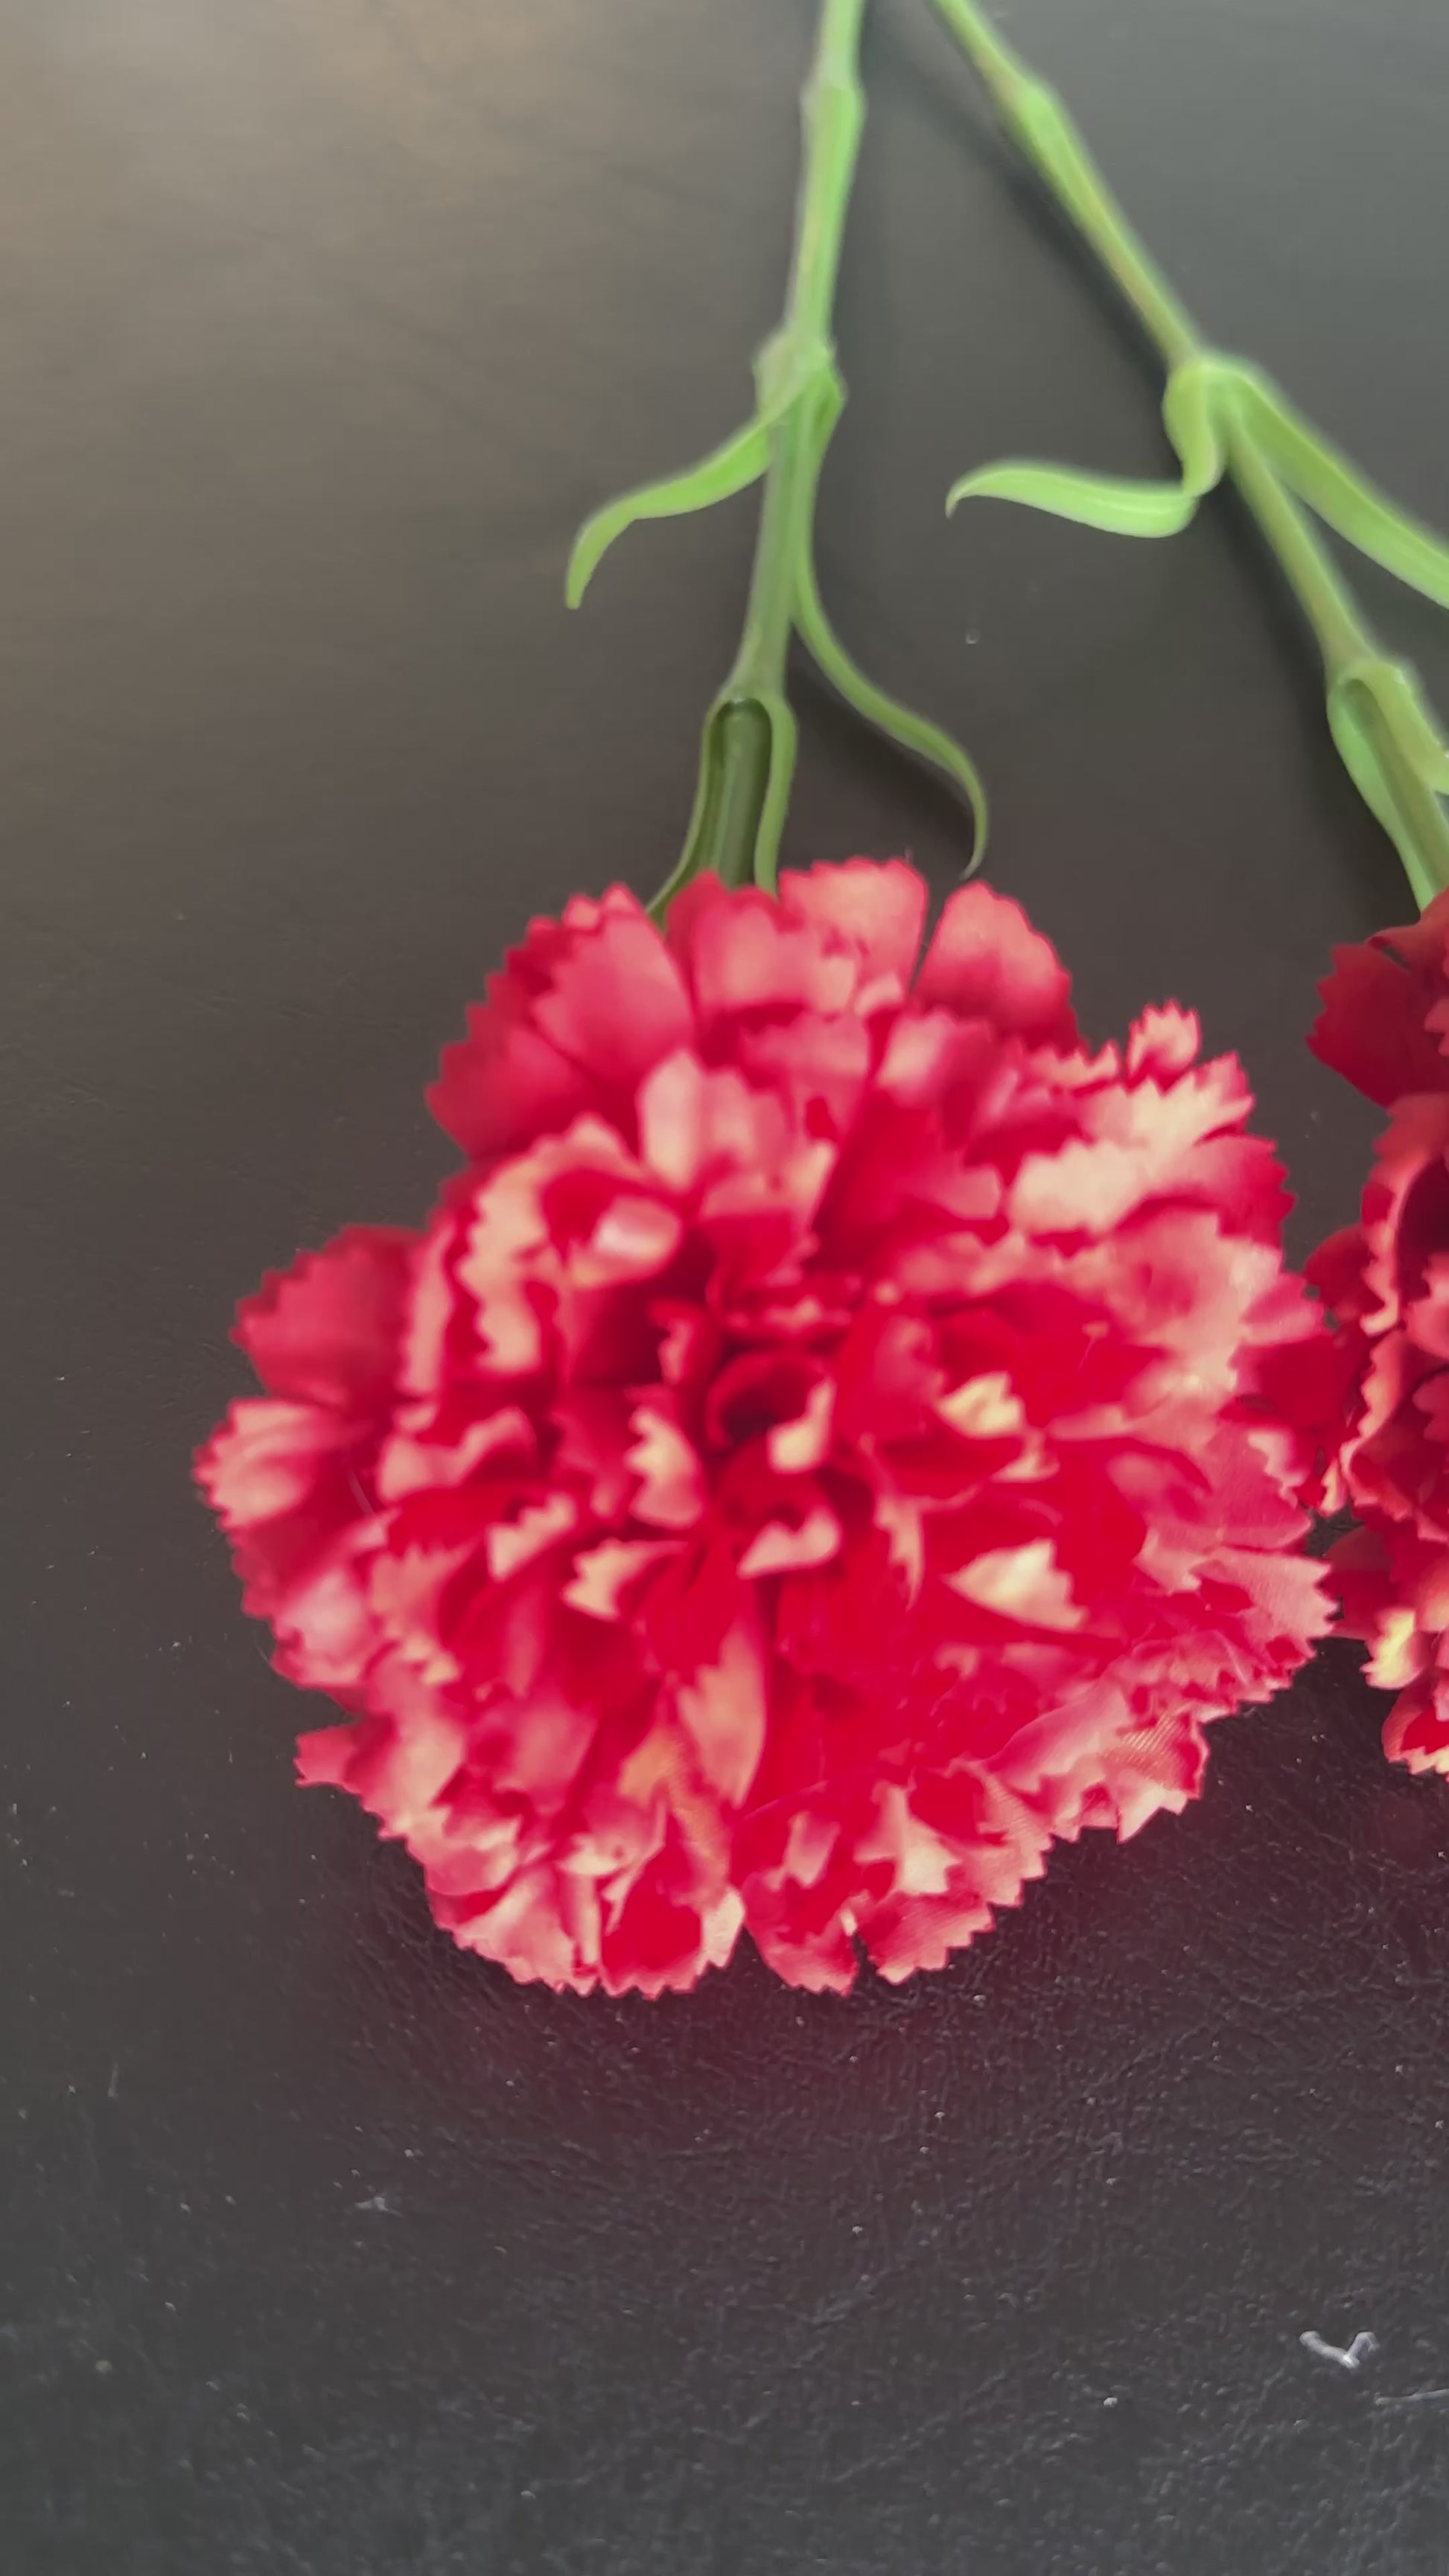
[792,541,988,866]
[1242,374,1449,611]
[566,414,772,609]
[946,458,1202,536]
[568,337,837,610]
[946,355,1227,541]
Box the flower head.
[1308,888,1449,1771]
[200,862,1331,1992]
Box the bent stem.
[931,0,1449,911]
[569,0,986,915]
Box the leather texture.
[4,1,1449,2568]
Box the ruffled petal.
[914,881,1077,1048]
[429,887,692,1158]
[234,1228,416,1412]
[1310,892,1449,1108]
[777,856,927,996]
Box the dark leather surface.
[4,1,1449,2569]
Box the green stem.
[797,0,870,330]
[1218,419,1363,679]
[931,0,1449,910]
[569,0,987,916]
[681,0,867,896]
[930,0,1198,372]
[934,0,1346,637]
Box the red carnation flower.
[1308,887,1449,1773]
[200,861,1331,1993]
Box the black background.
[4,1,1449,2569]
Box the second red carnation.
[1309,888,1449,1771]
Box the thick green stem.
[572,0,987,912]
[794,0,869,340]
[1220,422,1364,681]
[930,0,1198,371]
[735,398,831,724]
[692,0,867,891]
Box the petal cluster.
[201,862,1330,1990]
[1309,889,1449,1771]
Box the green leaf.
[566,415,773,609]
[946,354,1228,539]
[1328,654,1449,912]
[792,540,988,866]
[567,336,835,610]
[946,458,1201,535]
[1241,374,1449,611]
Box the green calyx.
[932,0,1449,911]
[567,0,986,916]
